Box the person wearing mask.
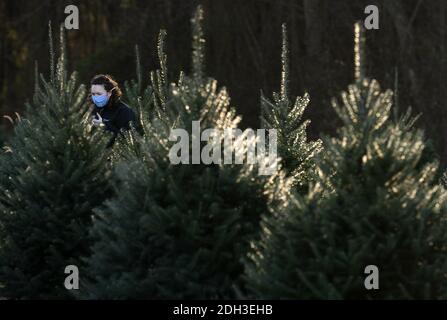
[89,74,136,148]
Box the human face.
[91,84,112,98]
[91,84,112,107]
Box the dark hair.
[89,74,123,107]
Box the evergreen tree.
[244,23,447,299]
[110,30,170,162]
[260,24,322,193]
[121,45,153,138]
[0,24,112,299]
[81,6,289,299]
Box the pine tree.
[260,24,322,193]
[0,23,112,299]
[80,6,289,299]
[121,30,169,136]
[121,45,153,138]
[244,22,447,299]
[108,30,170,164]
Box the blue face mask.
[91,94,110,107]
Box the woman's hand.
[92,112,104,127]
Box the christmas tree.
[260,23,322,193]
[244,23,447,299]
[0,23,112,299]
[80,6,289,299]
[108,30,169,163]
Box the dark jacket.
[91,100,136,148]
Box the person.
[89,74,136,148]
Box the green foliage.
[121,45,154,141]
[1,7,446,301]
[191,5,205,84]
[246,76,447,299]
[260,24,322,193]
[81,7,289,299]
[0,24,112,299]
[82,74,289,299]
[114,30,170,163]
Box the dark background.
[1,0,446,164]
